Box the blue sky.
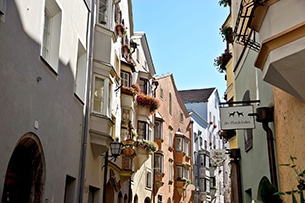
[132,1,230,101]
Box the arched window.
[133,195,138,203]
[243,90,253,151]
[118,192,123,203]
[124,194,128,203]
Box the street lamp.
[102,139,123,203]
[109,139,123,161]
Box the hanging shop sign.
[210,149,226,166]
[220,105,255,130]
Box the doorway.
[2,133,45,203]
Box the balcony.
[89,113,114,156]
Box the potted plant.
[214,49,232,73]
[136,94,160,114]
[135,139,158,153]
[115,24,126,37]
[220,26,234,44]
[121,83,141,96]
[218,0,231,7]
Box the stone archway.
[1,133,45,203]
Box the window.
[88,186,99,203]
[185,140,190,157]
[64,176,76,203]
[179,111,184,123]
[139,78,149,94]
[158,195,162,203]
[205,155,209,168]
[185,167,190,180]
[121,71,131,87]
[160,87,163,99]
[42,0,62,72]
[154,154,164,173]
[93,76,111,116]
[204,140,207,150]
[206,178,210,191]
[0,0,6,15]
[243,90,253,151]
[137,121,149,140]
[98,0,107,25]
[209,112,212,122]
[199,178,204,191]
[169,130,173,148]
[169,162,173,181]
[136,48,139,62]
[146,170,152,188]
[210,177,216,189]
[75,41,87,102]
[169,93,172,115]
[176,137,183,152]
[154,120,163,140]
[176,165,184,179]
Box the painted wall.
[0,0,88,202]
[155,74,193,203]
[273,87,305,203]
[234,49,275,202]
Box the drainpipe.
[78,0,95,202]
[255,107,278,187]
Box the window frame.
[98,0,108,25]
[121,70,131,87]
[169,162,173,181]
[175,136,184,152]
[92,75,111,116]
[154,153,164,173]
[176,164,184,179]
[146,170,152,189]
[154,120,163,140]
[41,0,62,73]
[137,121,149,140]
[169,93,172,115]
[139,78,149,94]
[75,41,87,102]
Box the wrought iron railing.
[233,0,269,52]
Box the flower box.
[220,26,234,44]
[214,49,232,73]
[136,94,160,114]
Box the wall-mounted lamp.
[102,138,123,203]
[109,139,122,161]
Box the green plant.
[213,49,232,73]
[275,156,305,203]
[220,26,233,43]
[135,140,158,152]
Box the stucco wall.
[273,87,305,202]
